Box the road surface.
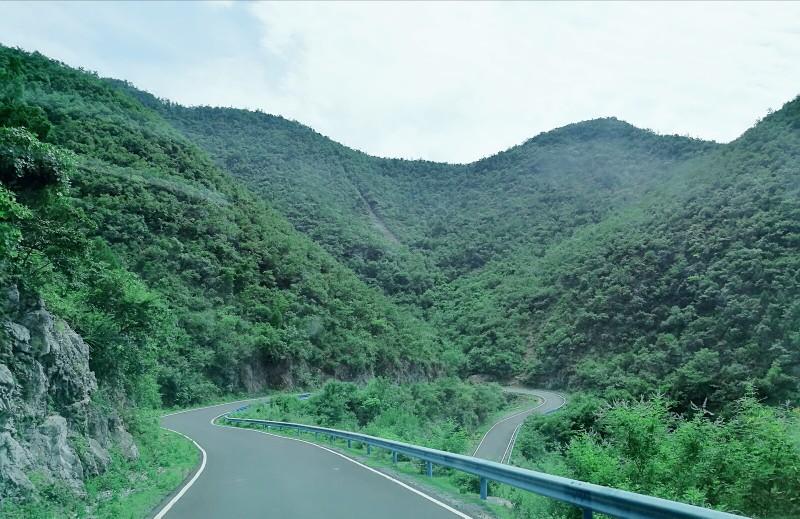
[472,388,566,463]
[154,400,467,519]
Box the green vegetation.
[2,43,799,518]
[507,391,800,518]
[0,46,454,408]
[235,378,506,451]
[0,412,199,519]
[158,85,799,412]
[0,46,453,514]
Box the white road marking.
[495,390,567,463]
[472,398,545,456]
[152,428,207,519]
[475,390,568,462]
[501,423,523,464]
[211,413,474,519]
[153,398,265,518]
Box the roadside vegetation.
[0,411,198,519]
[505,390,800,518]
[233,378,508,452]
[2,43,799,519]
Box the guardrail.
[222,413,749,519]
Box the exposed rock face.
[0,286,137,499]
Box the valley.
[0,45,798,519]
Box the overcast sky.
[1,1,799,163]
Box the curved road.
[155,400,468,519]
[472,388,566,463]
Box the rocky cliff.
[0,286,137,499]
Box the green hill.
[153,87,798,410]
[3,44,798,413]
[159,104,715,295]
[140,91,800,409]
[0,46,452,409]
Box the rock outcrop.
[0,286,137,499]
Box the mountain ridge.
[3,44,798,411]
[156,84,799,408]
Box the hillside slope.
[505,99,800,406]
[5,44,796,415]
[0,46,452,411]
[159,104,717,300]
[155,89,798,409]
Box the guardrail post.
[366,444,371,455]
[392,451,398,464]
[480,477,488,500]
[347,439,352,448]
[314,431,318,440]
[426,461,433,477]
[582,508,593,519]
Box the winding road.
[155,400,466,518]
[472,388,566,463]
[153,388,564,518]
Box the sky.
[1,1,799,163]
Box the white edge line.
[152,428,207,519]
[161,396,262,418]
[472,398,546,455]
[152,398,265,518]
[497,391,568,463]
[501,423,523,464]
[211,413,473,519]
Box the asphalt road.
[472,388,566,463]
[155,400,467,519]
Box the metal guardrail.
[222,413,749,519]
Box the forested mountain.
[156,103,716,302]
[0,46,452,411]
[2,43,798,518]
[147,89,798,410]
[3,44,798,415]
[445,102,800,407]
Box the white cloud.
[1,1,799,162]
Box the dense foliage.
[158,102,714,304]
[238,378,506,454]
[156,85,799,411]
[466,99,800,409]
[0,46,454,409]
[3,44,799,517]
[511,391,800,518]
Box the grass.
[0,410,198,519]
